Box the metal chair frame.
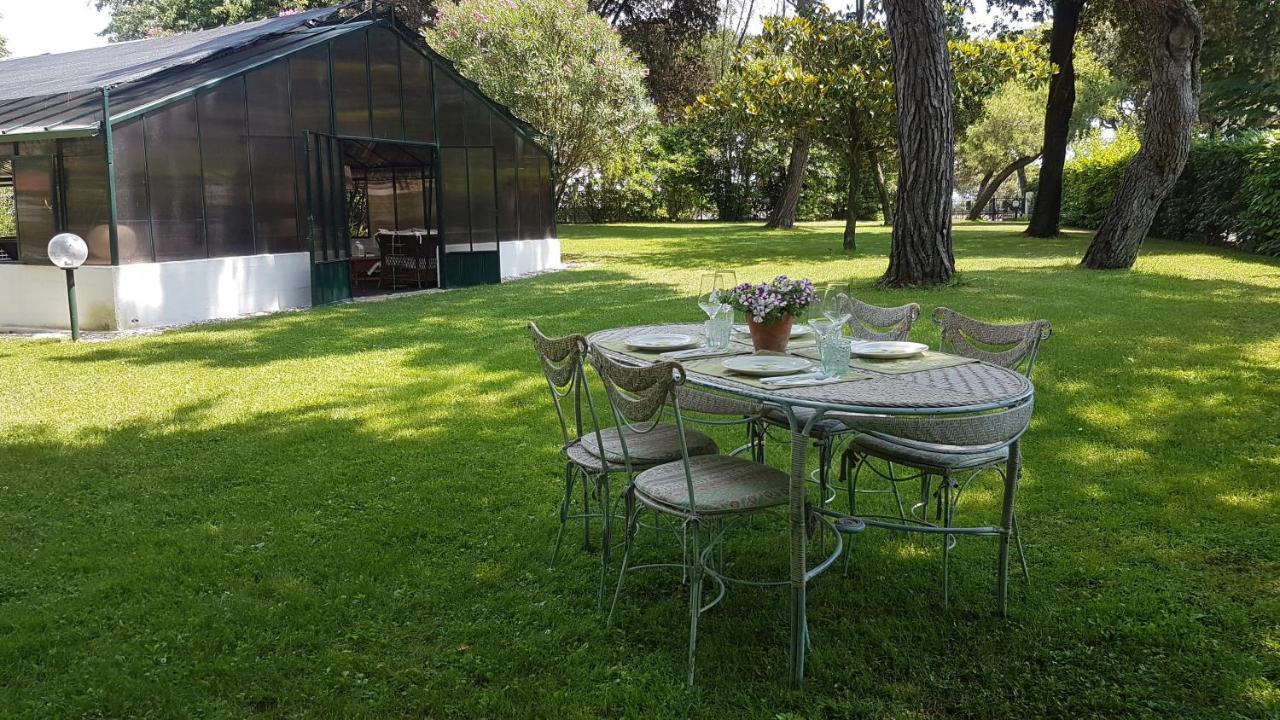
[838,307,1051,609]
[590,348,825,686]
[528,323,613,568]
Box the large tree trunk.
[766,134,810,229]
[843,149,864,251]
[1081,0,1202,269]
[966,156,1038,221]
[871,152,893,225]
[1026,0,1085,237]
[880,0,955,287]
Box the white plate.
[722,355,813,377]
[624,333,699,351]
[733,324,814,338]
[850,341,928,359]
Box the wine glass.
[713,270,737,293]
[714,270,737,324]
[698,272,724,320]
[820,283,851,327]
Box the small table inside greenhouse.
[589,323,1035,685]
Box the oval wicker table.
[589,323,1035,686]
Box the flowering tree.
[428,0,655,204]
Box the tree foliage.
[958,44,1118,194]
[428,0,654,204]
[94,0,436,40]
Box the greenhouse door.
[305,132,352,305]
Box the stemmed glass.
[698,272,725,320]
[820,283,851,327]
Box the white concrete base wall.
[499,237,562,279]
[0,252,312,331]
[2,241,557,332]
[113,252,311,330]
[0,264,119,331]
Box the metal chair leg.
[1013,512,1030,583]
[551,463,576,567]
[887,462,907,521]
[599,473,612,568]
[582,468,593,551]
[996,442,1021,618]
[941,473,953,611]
[817,438,832,508]
[686,519,703,687]
[607,489,637,625]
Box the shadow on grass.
[2,223,1278,717]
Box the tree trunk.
[765,0,822,229]
[766,134,810,229]
[1081,0,1202,269]
[974,169,995,208]
[1026,0,1084,237]
[843,149,864,251]
[871,152,893,225]
[880,0,955,287]
[1016,164,1028,195]
[966,156,1037,221]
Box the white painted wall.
[0,264,119,331]
[499,237,562,279]
[113,252,312,330]
[0,252,312,332]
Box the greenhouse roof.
[0,4,540,143]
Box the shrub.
[1239,137,1280,255]
[1059,128,1139,229]
[1059,130,1280,256]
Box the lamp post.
[47,233,89,341]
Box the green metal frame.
[101,89,121,265]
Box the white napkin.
[759,372,841,388]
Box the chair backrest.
[841,295,921,342]
[528,322,596,448]
[933,307,1051,376]
[588,347,700,511]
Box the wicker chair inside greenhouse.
[590,348,791,686]
[837,308,1051,611]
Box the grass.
[1,221,1278,718]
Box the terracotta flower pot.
[747,314,794,352]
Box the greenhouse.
[0,4,558,331]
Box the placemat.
[680,356,874,389]
[792,347,979,375]
[593,338,753,362]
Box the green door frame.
[305,131,442,304]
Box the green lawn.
[2,222,1278,718]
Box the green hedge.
[1060,131,1280,256]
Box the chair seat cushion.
[563,441,628,473]
[849,432,1008,472]
[634,455,789,514]
[763,406,848,440]
[579,424,718,465]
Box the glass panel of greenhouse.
[0,12,554,297]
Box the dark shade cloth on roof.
[0,6,339,101]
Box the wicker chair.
[837,307,1051,610]
[844,296,921,342]
[759,295,922,501]
[529,323,721,567]
[590,348,790,686]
